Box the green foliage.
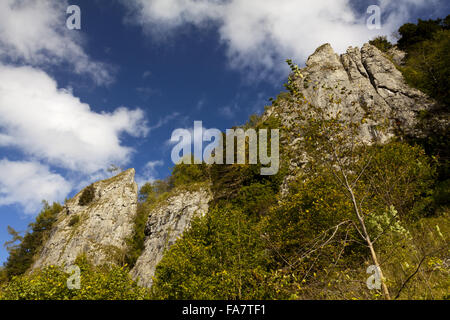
[264,170,353,261]
[362,142,436,220]
[397,16,449,51]
[125,180,175,268]
[369,36,393,52]
[3,202,62,279]
[152,114,287,299]
[0,267,6,285]
[433,179,450,207]
[232,183,276,217]
[210,116,286,203]
[389,16,450,191]
[151,205,272,299]
[68,215,80,227]
[400,29,450,107]
[124,202,152,268]
[0,256,150,300]
[138,179,173,202]
[376,211,450,300]
[78,184,96,206]
[171,156,209,188]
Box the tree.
[3,202,62,279]
[170,155,208,187]
[401,29,450,107]
[369,36,393,52]
[0,255,150,300]
[151,205,270,299]
[281,60,434,299]
[397,16,449,51]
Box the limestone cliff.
[32,169,138,270]
[264,43,441,192]
[29,42,442,287]
[266,43,436,141]
[131,186,211,288]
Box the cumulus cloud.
[0,64,149,174]
[124,0,439,80]
[0,0,114,85]
[0,159,72,214]
[136,160,164,186]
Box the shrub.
[171,157,208,188]
[78,184,96,206]
[369,36,393,52]
[151,205,271,299]
[68,215,80,227]
[0,256,150,300]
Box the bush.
[369,36,393,52]
[171,157,208,188]
[68,215,80,227]
[124,202,152,268]
[151,205,271,299]
[0,256,150,300]
[78,184,96,206]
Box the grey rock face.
[31,169,138,270]
[303,43,432,137]
[264,43,436,194]
[131,187,211,288]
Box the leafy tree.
[397,16,449,51]
[280,60,438,299]
[151,205,271,299]
[171,156,209,188]
[392,16,450,187]
[402,30,450,107]
[0,256,150,300]
[3,202,62,279]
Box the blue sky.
[0,0,448,265]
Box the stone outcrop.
[131,186,211,288]
[29,42,443,288]
[31,169,138,270]
[263,43,439,193]
[267,43,435,141]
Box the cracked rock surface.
[131,187,211,288]
[31,169,138,270]
[264,43,437,195]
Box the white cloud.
[0,64,149,174]
[124,0,437,80]
[136,160,164,186]
[142,70,152,79]
[148,112,181,132]
[0,159,72,214]
[0,0,114,85]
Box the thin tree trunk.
[347,184,391,300]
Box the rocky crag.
[264,43,441,192]
[131,187,211,287]
[32,169,138,270]
[31,42,441,287]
